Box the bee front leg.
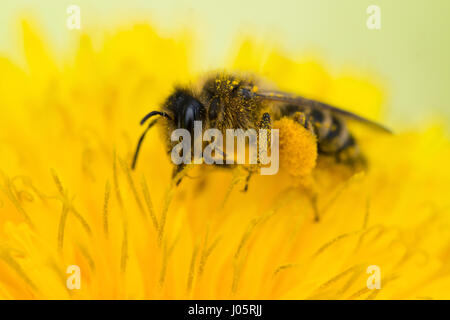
[240,171,253,192]
[241,112,272,193]
[241,112,272,192]
[172,164,185,186]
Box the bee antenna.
[131,119,158,170]
[140,111,172,125]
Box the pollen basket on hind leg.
[274,117,318,178]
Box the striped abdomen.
[275,104,360,161]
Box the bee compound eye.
[184,106,195,131]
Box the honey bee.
[132,72,391,189]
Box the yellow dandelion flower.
[0,20,450,300]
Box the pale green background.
[1,0,449,127]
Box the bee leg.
[259,112,271,129]
[299,185,320,222]
[239,112,272,193]
[310,193,320,222]
[338,153,368,171]
[335,135,368,170]
[240,171,253,192]
[172,164,185,186]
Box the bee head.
[132,88,205,170]
[166,89,206,134]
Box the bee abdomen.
[316,115,351,154]
[277,104,332,141]
[277,103,360,161]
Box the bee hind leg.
[308,191,320,222]
[298,184,320,222]
[309,194,320,222]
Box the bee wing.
[242,88,392,134]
